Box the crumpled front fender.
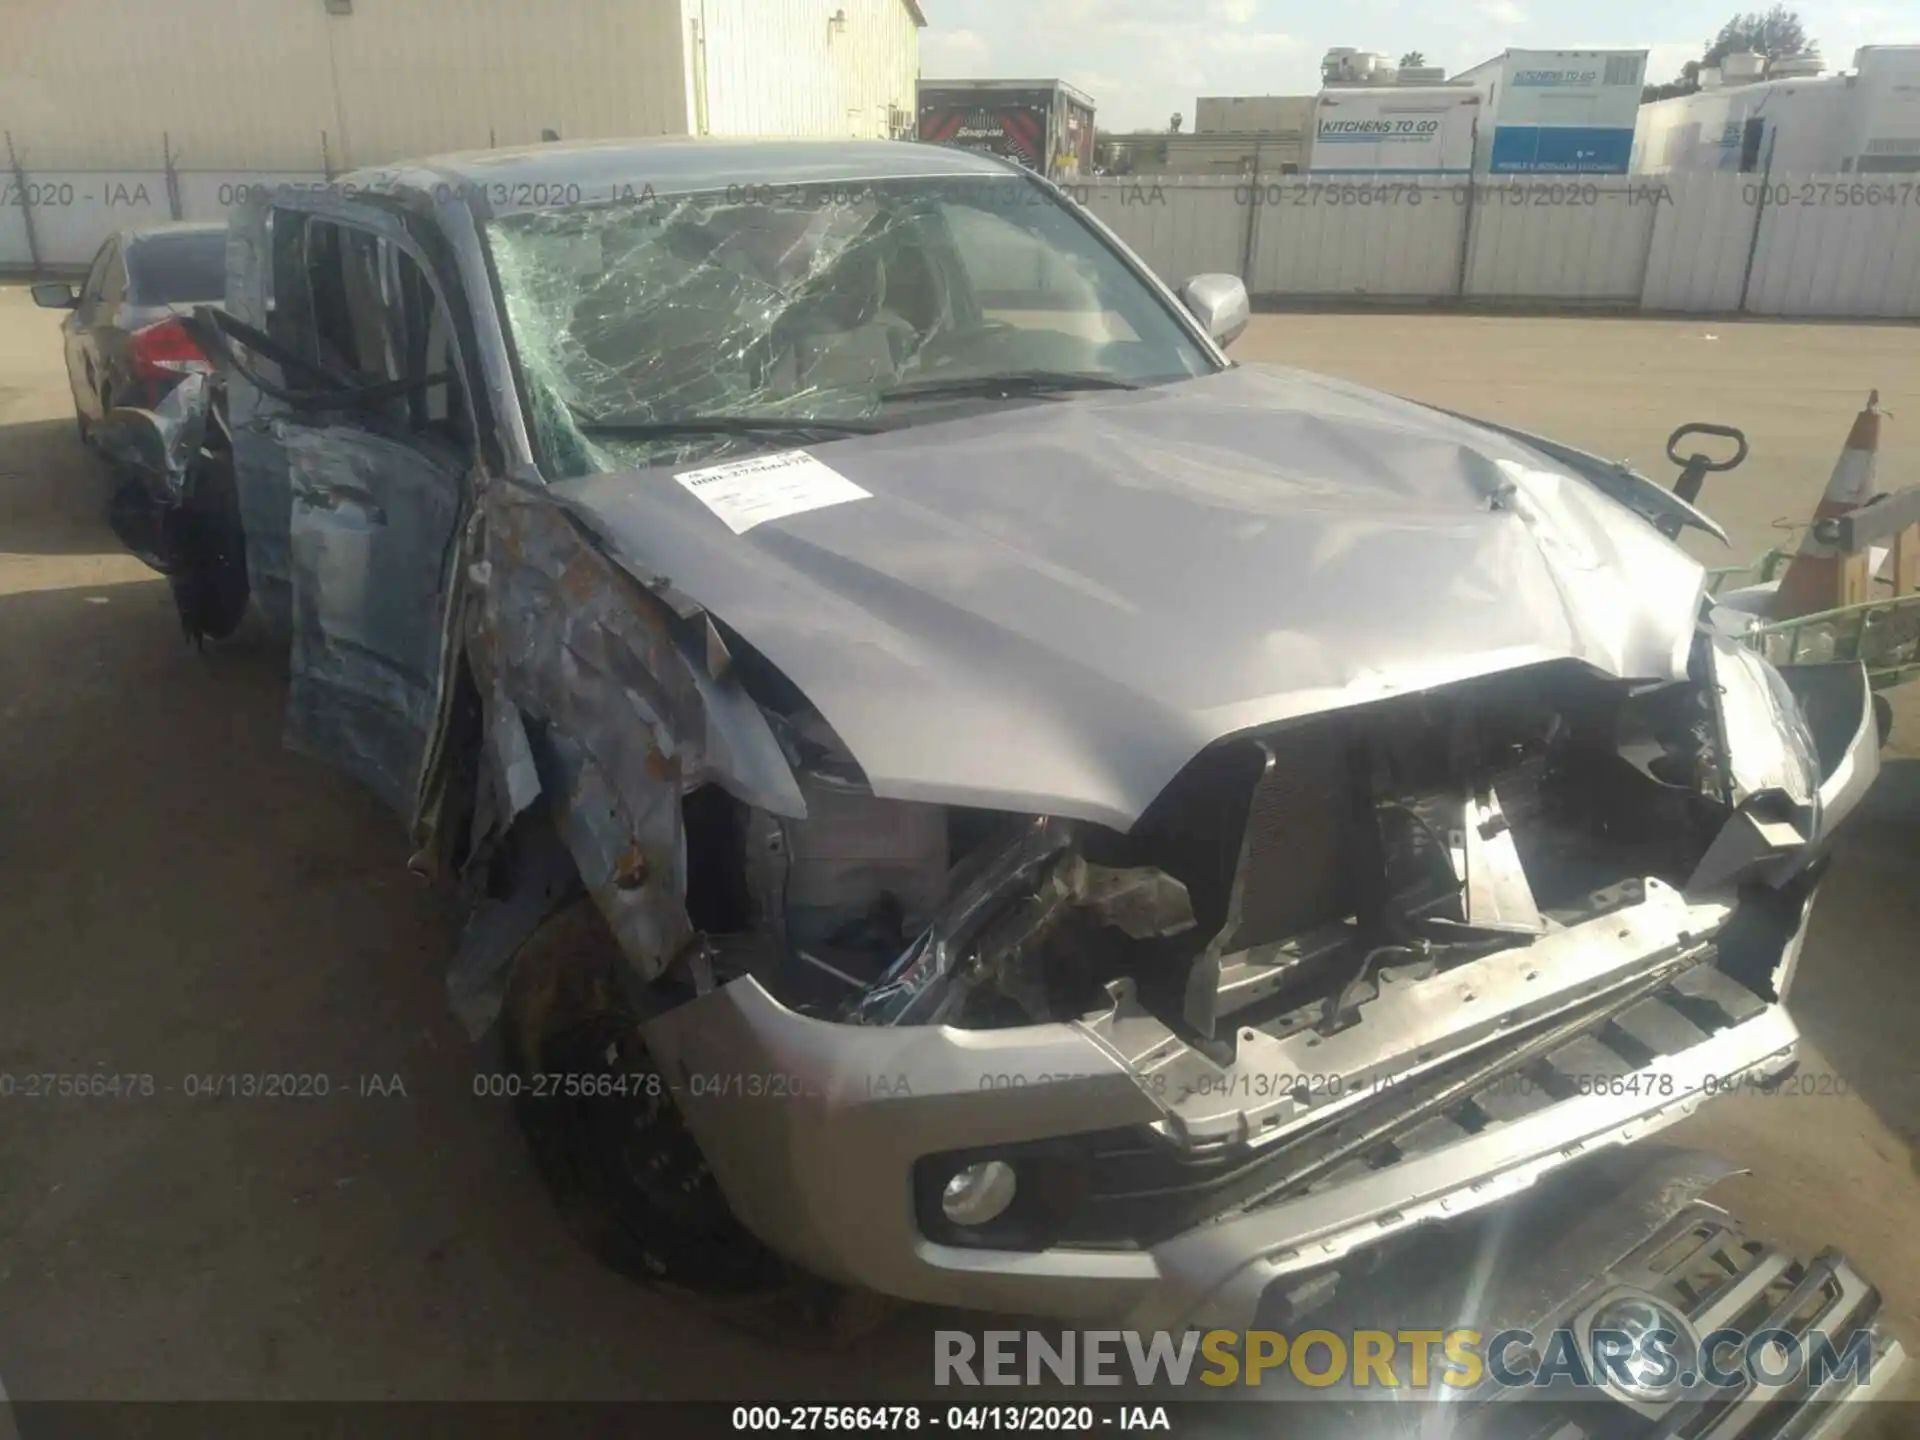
[443,480,808,1036]
[1688,643,1878,897]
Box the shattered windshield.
[486,175,1216,477]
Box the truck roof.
[917,79,1097,109]
[1452,47,1648,82]
[1316,87,1482,103]
[337,137,1021,216]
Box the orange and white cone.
[1772,390,1883,621]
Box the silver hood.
[559,365,1708,831]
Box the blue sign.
[1489,125,1633,173]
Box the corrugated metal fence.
[1,158,331,269]
[7,161,1920,318]
[1072,172,1920,318]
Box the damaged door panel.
[283,424,466,814]
[221,200,298,635]
[212,194,491,821]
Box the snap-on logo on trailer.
[1513,69,1599,86]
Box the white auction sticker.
[674,449,872,535]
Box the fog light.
[942,1161,1017,1227]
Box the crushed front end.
[639,627,1883,1330]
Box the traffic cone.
[1771,390,1883,621]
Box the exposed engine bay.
[691,653,1744,1044]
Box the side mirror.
[31,282,78,310]
[1177,273,1250,349]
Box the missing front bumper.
[639,879,1805,1327]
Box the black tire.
[500,898,786,1297]
[1873,692,1894,749]
[85,384,112,446]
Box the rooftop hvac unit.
[1721,51,1766,84]
[1322,48,1392,85]
[1771,51,1825,77]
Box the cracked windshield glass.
[487,177,1214,476]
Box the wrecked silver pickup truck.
[102,139,1902,1419]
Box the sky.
[917,0,1920,130]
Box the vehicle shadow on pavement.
[1789,755,1920,1149]
[0,417,120,558]
[1676,752,1920,1352]
[0,571,978,1399]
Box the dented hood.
[559,365,1707,831]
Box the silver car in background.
[33,221,225,441]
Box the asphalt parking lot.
[3,287,1919,1404]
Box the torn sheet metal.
[1677,634,1846,897]
[485,685,543,829]
[848,820,1196,1028]
[1684,659,1878,897]
[1687,804,1812,894]
[481,480,802,981]
[540,727,691,988]
[561,364,1711,832]
[446,813,578,1040]
[95,375,216,581]
[92,371,211,510]
[1778,661,1881,834]
[850,817,1075,1026]
[1706,631,1821,813]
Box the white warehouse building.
[1,0,927,173]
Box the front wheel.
[501,897,786,1297]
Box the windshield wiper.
[571,409,888,439]
[880,371,1139,403]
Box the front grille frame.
[1464,1206,1901,1439]
[921,942,1775,1251]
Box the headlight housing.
[1703,631,1821,826]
